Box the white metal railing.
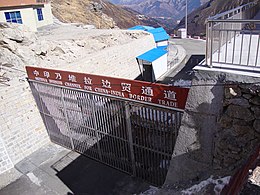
[206,1,260,69]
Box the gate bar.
[125,102,136,176]
[61,89,75,150]
[90,95,103,161]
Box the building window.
[4,11,23,24]
[36,8,44,21]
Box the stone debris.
[0,22,151,85]
[181,176,231,195]
[249,166,260,186]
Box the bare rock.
[232,125,252,136]
[225,87,241,99]
[253,120,260,133]
[0,37,18,51]
[250,97,260,106]
[82,25,96,29]
[219,114,233,128]
[226,105,254,121]
[1,25,24,43]
[243,94,253,99]
[226,98,250,108]
[33,41,49,56]
[0,47,24,68]
[233,119,251,126]
[51,46,66,56]
[251,106,260,119]
[239,84,260,95]
[74,40,85,47]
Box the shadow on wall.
[164,71,226,186]
[52,152,150,195]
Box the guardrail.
[221,145,260,195]
[206,1,260,69]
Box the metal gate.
[29,80,184,186]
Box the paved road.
[158,38,206,85]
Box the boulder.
[232,125,252,136]
[250,96,260,106]
[224,87,241,99]
[251,106,260,119]
[253,120,260,133]
[226,97,250,108]
[226,105,254,121]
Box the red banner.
[26,66,189,109]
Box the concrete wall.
[152,54,167,80]
[0,79,50,174]
[163,69,260,189]
[34,4,53,29]
[62,34,156,80]
[0,4,53,31]
[0,7,38,31]
[156,40,168,47]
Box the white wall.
[152,53,168,80]
[34,4,53,28]
[0,3,53,32]
[0,7,38,31]
[156,40,168,47]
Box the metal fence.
[206,1,260,68]
[29,80,183,186]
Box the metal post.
[210,22,214,66]
[206,20,209,66]
[124,102,136,176]
[61,88,75,150]
[185,0,188,38]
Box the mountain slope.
[109,0,210,20]
[177,0,260,36]
[51,0,157,29]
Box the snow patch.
[26,173,41,186]
[182,176,231,195]
[139,186,159,195]
[172,79,192,88]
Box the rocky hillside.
[50,0,161,29]
[0,22,154,83]
[177,0,260,36]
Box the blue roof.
[147,27,165,33]
[136,48,167,62]
[148,27,170,42]
[157,46,168,50]
[128,25,155,31]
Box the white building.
[0,0,53,32]
[147,27,170,47]
[136,47,168,82]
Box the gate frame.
[28,79,185,186]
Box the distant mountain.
[109,0,210,20]
[51,0,161,29]
[176,0,260,36]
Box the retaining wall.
[0,79,50,174]
[163,70,260,189]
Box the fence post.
[61,88,75,150]
[124,102,136,176]
[206,20,213,67]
